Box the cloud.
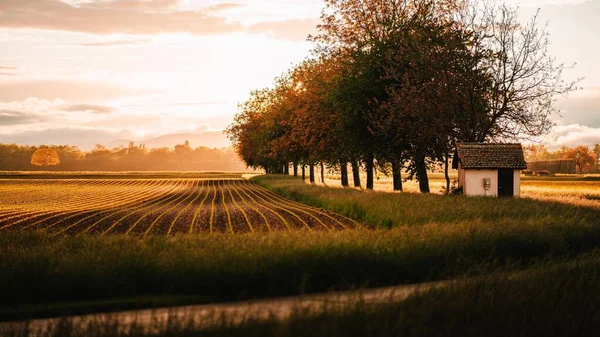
[83,0,182,10]
[0,97,66,114]
[0,98,119,130]
[0,109,45,126]
[61,104,115,114]
[0,127,135,150]
[0,80,155,101]
[0,66,18,77]
[205,3,245,12]
[542,124,600,149]
[514,0,593,5]
[0,98,112,129]
[0,0,243,36]
[249,18,318,42]
[556,86,600,128]
[168,101,231,106]
[74,38,149,47]
[0,1,315,41]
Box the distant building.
[527,159,576,174]
[452,143,527,197]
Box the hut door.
[498,169,514,197]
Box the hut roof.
[452,143,527,170]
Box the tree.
[373,0,490,193]
[461,1,580,141]
[593,144,600,172]
[287,57,351,185]
[85,144,113,170]
[311,0,407,190]
[31,148,60,169]
[523,144,550,162]
[548,146,569,160]
[563,146,597,174]
[228,0,578,193]
[227,86,289,173]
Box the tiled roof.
[452,143,527,169]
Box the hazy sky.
[0,0,599,149]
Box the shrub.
[449,181,463,195]
[537,170,551,176]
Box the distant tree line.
[525,144,600,174]
[227,0,578,193]
[0,142,247,172]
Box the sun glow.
[0,0,598,148]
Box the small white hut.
[452,143,527,197]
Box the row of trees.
[0,142,247,171]
[525,144,600,174]
[227,0,578,193]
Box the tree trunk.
[415,155,430,193]
[392,160,403,191]
[301,165,306,180]
[284,163,289,175]
[293,162,298,177]
[309,164,315,183]
[365,154,374,190]
[444,152,450,194]
[320,162,325,183]
[351,161,361,187]
[340,162,349,187]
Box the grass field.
[4,252,598,337]
[256,175,600,228]
[319,170,600,205]
[1,172,599,335]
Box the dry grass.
[520,180,600,206]
[2,172,599,330]
[3,251,600,337]
[314,171,600,208]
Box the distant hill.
[105,138,134,149]
[107,131,231,150]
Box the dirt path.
[0,281,448,335]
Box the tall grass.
[3,214,600,321]
[3,174,599,322]
[4,252,599,337]
[254,175,600,228]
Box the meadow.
[1,172,599,335]
[4,252,599,337]
[257,174,600,228]
[319,170,600,203]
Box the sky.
[0,0,599,150]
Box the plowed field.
[0,178,359,235]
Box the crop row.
[0,178,359,235]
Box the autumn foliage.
[563,146,598,174]
[227,0,578,193]
[31,149,60,168]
